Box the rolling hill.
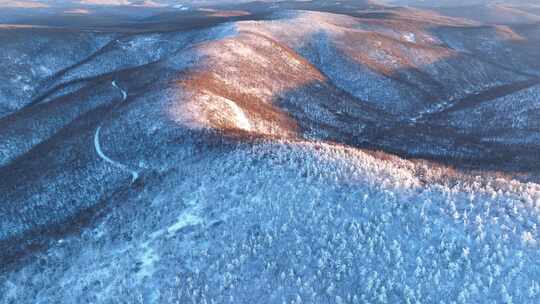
[1,1,540,303]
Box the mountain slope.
[1,4,540,304]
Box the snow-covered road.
[93,81,139,183]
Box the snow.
[3,137,540,303]
[137,241,160,279]
[403,32,416,43]
[38,65,53,76]
[93,82,139,183]
[1,7,540,304]
[432,84,540,142]
[223,98,252,131]
[173,4,189,11]
[167,212,202,235]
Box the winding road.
[94,80,139,183]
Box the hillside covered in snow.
[1,1,540,303]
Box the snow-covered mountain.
[1,1,539,303]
